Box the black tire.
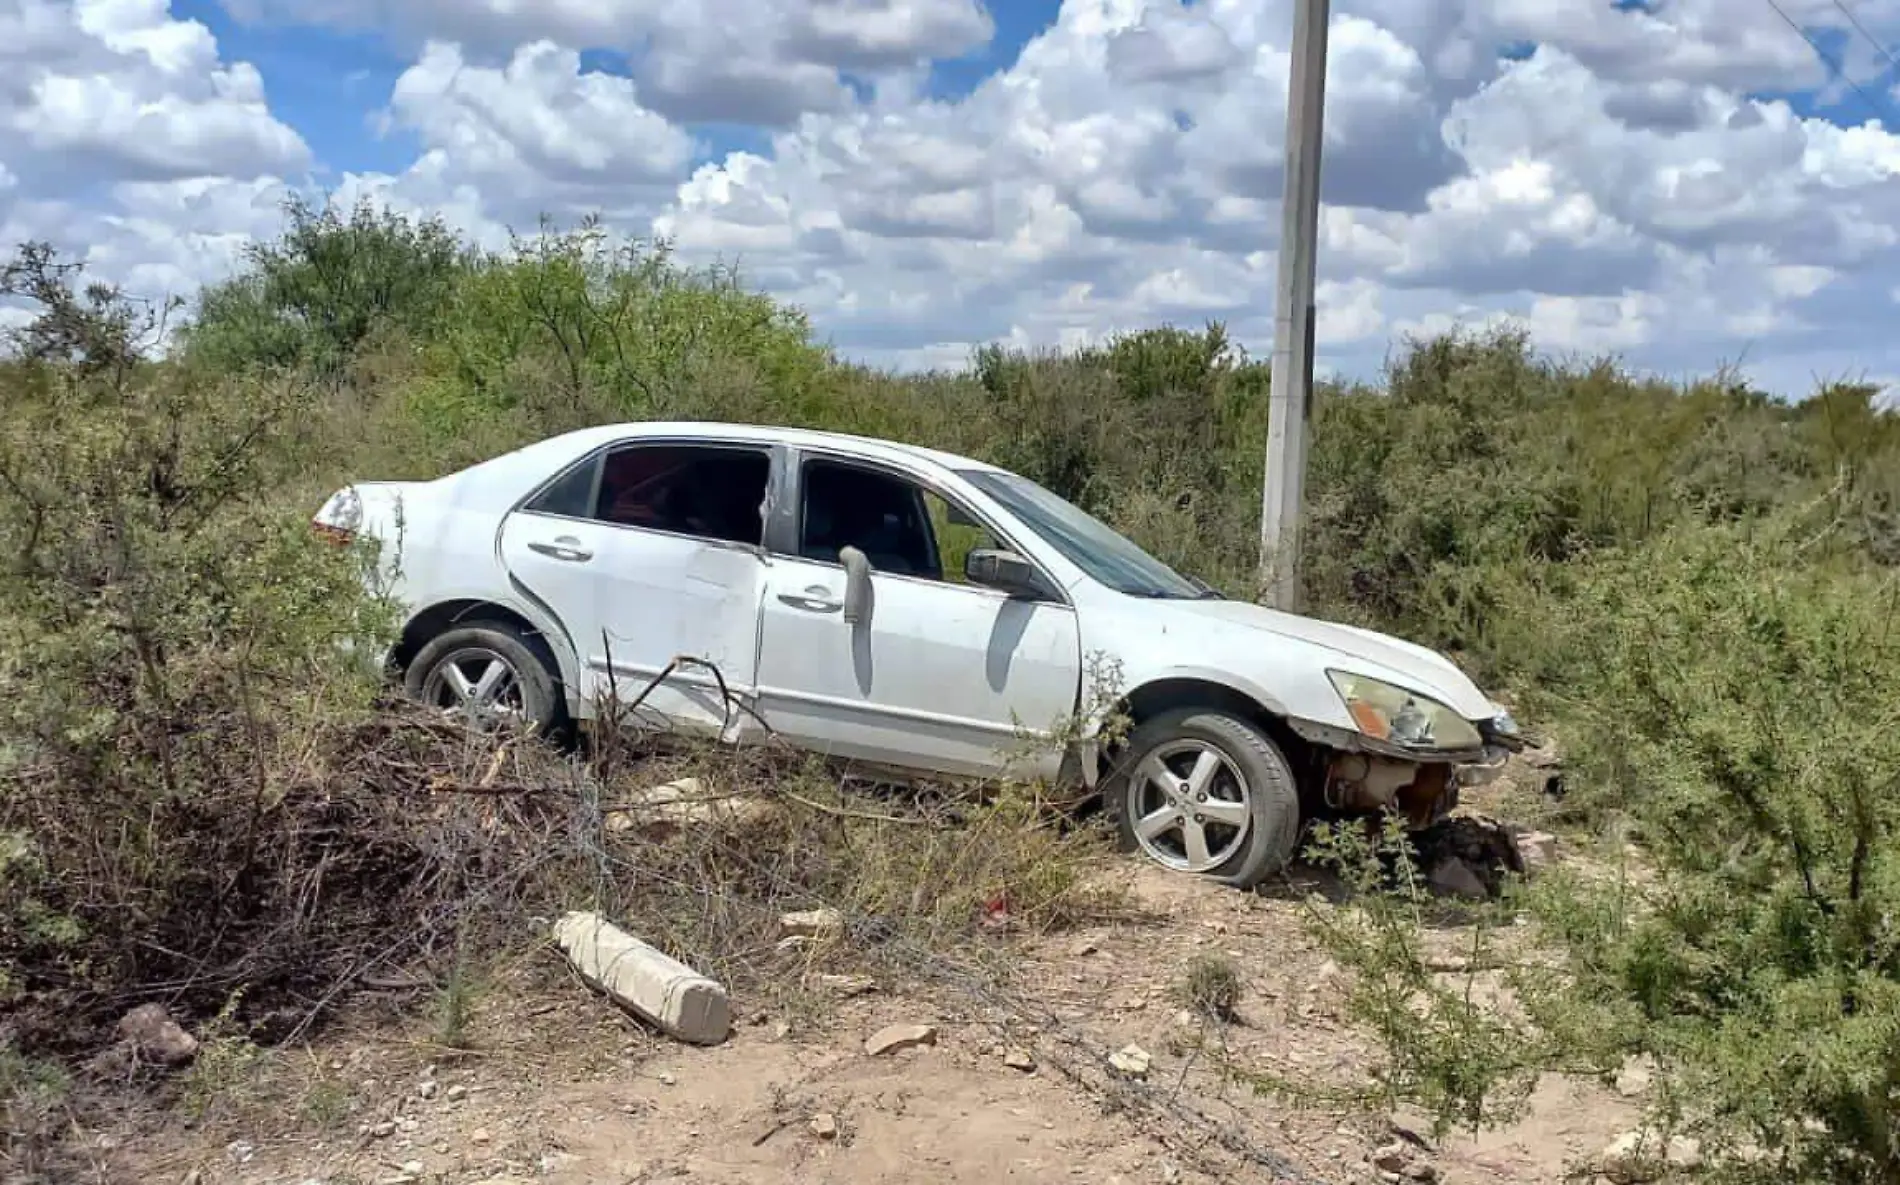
[1106,708,1302,890]
[403,620,567,737]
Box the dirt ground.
[103,771,1644,1185]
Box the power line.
[1762,0,1894,121]
[1828,0,1900,75]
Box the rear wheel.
[404,622,565,736]
[1108,708,1301,890]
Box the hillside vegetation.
[3,198,1899,1182]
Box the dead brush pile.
[566,734,1130,1017]
[4,695,1125,1056]
[2,701,554,1057]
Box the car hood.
[1166,598,1496,719]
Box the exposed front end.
[1297,684,1527,830]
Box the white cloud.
[0,0,307,305]
[2,0,308,181]
[384,41,696,200]
[630,0,1900,393]
[221,0,992,125]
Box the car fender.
[399,584,586,707]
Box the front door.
[754,453,1082,779]
[498,438,775,737]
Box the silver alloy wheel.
[421,646,526,729]
[1128,738,1253,873]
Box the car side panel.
[497,511,769,736]
[754,557,1083,780]
[343,483,588,694]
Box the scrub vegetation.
[3,198,1898,1181]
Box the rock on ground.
[864,1023,938,1057]
[1427,857,1490,901]
[1598,1128,1703,1184]
[116,1004,199,1066]
[780,907,845,940]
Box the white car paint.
[755,549,1082,778]
[315,421,1513,788]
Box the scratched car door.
[498,437,774,737]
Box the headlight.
[1326,670,1484,751]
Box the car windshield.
[959,469,1214,600]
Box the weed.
[1179,953,1242,1023]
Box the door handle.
[527,536,593,563]
[777,586,843,613]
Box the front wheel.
[1108,708,1302,890]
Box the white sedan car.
[314,421,1523,889]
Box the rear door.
[497,437,777,737]
[753,451,1083,779]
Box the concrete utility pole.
[1260,0,1331,613]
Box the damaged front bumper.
[1316,712,1525,829]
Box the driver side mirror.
[965,548,1054,600]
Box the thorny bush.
[1293,507,1900,1183]
[0,244,399,1050]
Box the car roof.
[554,421,1007,476]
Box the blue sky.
[4,0,1900,395]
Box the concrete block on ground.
[552,911,731,1045]
[606,777,775,837]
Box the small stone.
[780,907,845,940]
[1515,829,1559,869]
[1427,857,1489,901]
[445,1084,467,1102]
[658,1071,677,1086]
[865,1023,939,1056]
[397,1118,418,1134]
[1071,937,1099,957]
[1372,1142,1413,1173]
[1107,1044,1151,1078]
[1614,1055,1656,1098]
[401,1161,424,1176]
[369,1121,396,1139]
[225,1141,254,1165]
[1598,1129,1703,1184]
[418,1080,438,1100]
[1003,1048,1036,1072]
[809,1113,839,1140]
[470,1128,492,1145]
[117,1004,199,1066]
[810,973,877,997]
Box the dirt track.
[125,822,1644,1185]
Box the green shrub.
[185,194,466,376]
[0,244,397,1047]
[1522,509,1900,1179]
[1312,510,1900,1180]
